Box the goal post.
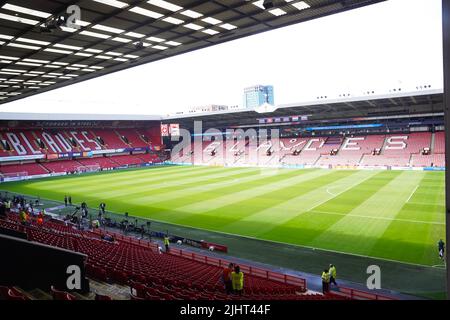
[0,171,29,182]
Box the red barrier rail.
[333,287,396,300]
[169,247,307,291]
[93,229,396,300]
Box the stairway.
[430,132,436,153]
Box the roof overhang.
[0,111,161,120]
[0,0,385,106]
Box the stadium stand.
[172,132,442,168]
[0,212,352,300]
[0,163,48,176]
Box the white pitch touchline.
[406,185,419,203]
[407,201,445,206]
[310,210,444,225]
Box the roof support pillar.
[442,0,450,300]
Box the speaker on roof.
[263,0,274,9]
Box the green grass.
[1,165,445,266]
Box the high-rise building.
[243,85,274,109]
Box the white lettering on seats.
[303,138,324,151]
[19,132,41,154]
[342,137,364,151]
[71,131,89,151]
[6,133,27,155]
[82,131,102,150]
[42,132,62,153]
[55,133,72,152]
[385,136,408,150]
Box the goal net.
[76,165,101,174]
[0,171,29,182]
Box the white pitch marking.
[311,210,444,225]
[406,185,419,203]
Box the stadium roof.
[0,0,383,105]
[0,111,161,120]
[162,89,444,129]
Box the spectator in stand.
[5,200,11,214]
[438,239,445,260]
[64,195,68,207]
[222,263,234,295]
[19,210,28,225]
[0,202,6,220]
[321,269,330,294]
[231,265,244,295]
[37,211,44,226]
[329,264,337,287]
[164,235,170,252]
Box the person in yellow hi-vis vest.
[163,235,170,252]
[329,264,337,286]
[321,269,330,294]
[231,265,244,295]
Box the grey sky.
[0,0,443,116]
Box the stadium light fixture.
[269,8,286,16]
[0,12,39,25]
[0,34,14,40]
[2,3,51,18]
[85,48,103,54]
[44,48,74,55]
[147,36,165,42]
[75,52,93,57]
[105,51,123,56]
[16,62,42,67]
[220,23,237,30]
[163,17,184,25]
[291,1,311,11]
[92,0,129,9]
[92,24,125,34]
[125,32,145,38]
[147,0,182,12]
[111,37,132,43]
[129,7,163,19]
[80,30,111,39]
[16,37,50,46]
[202,17,222,25]
[7,42,41,50]
[165,41,182,46]
[0,55,19,60]
[202,29,220,35]
[153,45,168,50]
[180,10,203,19]
[184,23,203,31]
[53,43,84,51]
[94,55,113,60]
[23,58,50,64]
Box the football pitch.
[1,165,445,266]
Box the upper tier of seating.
[0,152,163,176]
[172,132,444,168]
[0,127,160,157]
